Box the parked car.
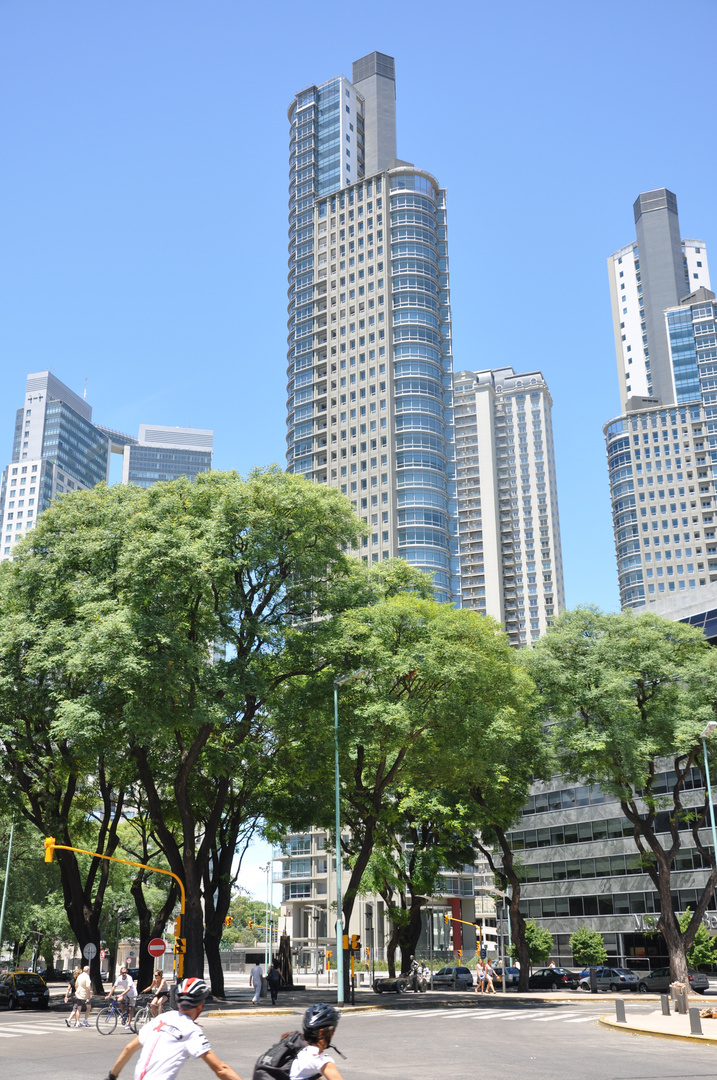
[0,971,50,1010]
[578,966,639,992]
[37,968,72,982]
[493,965,521,989]
[431,966,474,990]
[528,966,581,990]
[637,966,709,995]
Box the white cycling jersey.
[290,1044,333,1079]
[134,1010,211,1080]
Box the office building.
[284,52,459,603]
[276,827,495,971]
[605,190,717,609]
[453,367,565,645]
[0,371,213,560]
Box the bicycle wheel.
[133,1005,151,1033]
[96,1006,119,1034]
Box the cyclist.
[290,1003,344,1080]
[102,976,242,1080]
[106,966,137,1028]
[142,969,169,1017]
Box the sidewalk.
[599,999,717,1044]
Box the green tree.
[569,927,607,968]
[274,585,534,997]
[678,909,717,968]
[0,469,362,991]
[525,606,717,984]
[363,789,478,976]
[510,919,553,967]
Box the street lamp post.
[700,722,717,882]
[333,669,367,1006]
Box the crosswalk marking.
[564,1015,603,1023]
[379,1007,606,1026]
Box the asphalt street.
[0,1000,715,1080]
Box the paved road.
[1,1000,715,1080]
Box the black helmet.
[302,1002,340,1038]
[176,977,209,1006]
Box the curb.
[598,1015,717,1045]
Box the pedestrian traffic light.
[223,916,234,928]
[458,948,462,961]
[351,934,360,952]
[44,837,56,863]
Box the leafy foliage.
[569,927,607,968]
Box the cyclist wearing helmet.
[291,1003,344,1080]
[101,977,242,1080]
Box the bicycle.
[132,993,165,1033]
[96,996,131,1034]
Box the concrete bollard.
[615,998,626,1024]
[690,1007,703,1035]
[661,994,670,1016]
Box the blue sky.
[2,2,717,891]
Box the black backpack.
[252,1030,320,1080]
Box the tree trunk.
[396,895,425,973]
[475,817,531,992]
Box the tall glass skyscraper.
[285,52,459,603]
[0,371,213,560]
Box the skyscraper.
[0,371,213,560]
[604,191,717,609]
[285,52,459,603]
[453,367,565,645]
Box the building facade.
[0,371,213,559]
[453,367,565,645]
[284,52,459,603]
[605,190,717,610]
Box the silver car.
[578,966,639,992]
[431,965,474,989]
[637,966,709,995]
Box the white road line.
[564,1015,602,1023]
[529,1012,578,1022]
[0,1025,58,1034]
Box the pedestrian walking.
[267,962,281,1006]
[249,961,264,1005]
[483,958,496,994]
[475,960,485,994]
[64,966,82,1027]
[101,977,242,1080]
[75,964,93,1026]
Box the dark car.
[431,966,474,990]
[37,968,72,982]
[528,966,581,990]
[0,971,50,1009]
[637,966,709,995]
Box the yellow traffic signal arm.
[43,838,186,975]
[443,913,480,929]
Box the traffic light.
[326,950,332,959]
[443,913,450,925]
[458,948,462,962]
[173,917,181,936]
[366,947,370,959]
[223,916,234,928]
[350,934,360,952]
[44,837,56,863]
[248,919,253,930]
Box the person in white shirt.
[290,1003,344,1080]
[75,964,93,1026]
[102,977,242,1080]
[107,966,137,1027]
[249,962,263,1005]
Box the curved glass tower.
[285,53,458,602]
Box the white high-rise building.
[453,367,565,645]
[285,52,460,604]
[604,191,717,609]
[607,189,710,412]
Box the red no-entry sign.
[148,938,167,957]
